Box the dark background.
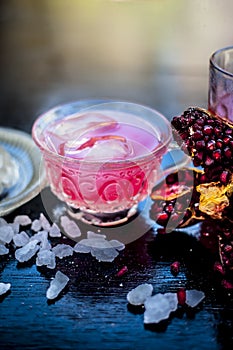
[0,1,233,349]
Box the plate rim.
[0,127,47,216]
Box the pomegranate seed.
[225,128,233,135]
[223,230,231,239]
[212,149,222,161]
[224,147,232,159]
[216,139,223,149]
[206,140,216,151]
[193,131,203,141]
[157,228,167,235]
[224,259,231,267]
[166,203,174,213]
[177,288,186,305]
[166,173,178,185]
[195,151,203,161]
[203,125,213,135]
[223,136,231,145]
[213,261,225,275]
[170,261,180,275]
[157,212,169,225]
[222,279,233,289]
[158,212,169,221]
[170,212,180,222]
[196,140,205,150]
[116,266,128,277]
[205,156,214,166]
[196,119,205,126]
[207,119,215,126]
[220,171,229,185]
[214,127,221,136]
[224,245,233,253]
[199,174,207,183]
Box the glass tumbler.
[209,46,233,123]
[32,100,190,226]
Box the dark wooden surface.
[1,1,233,349]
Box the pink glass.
[209,46,233,123]
[32,100,189,226]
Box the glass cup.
[32,100,190,226]
[209,46,233,123]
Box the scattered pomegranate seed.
[213,262,225,275]
[221,279,233,289]
[177,288,186,305]
[170,261,180,275]
[116,266,128,277]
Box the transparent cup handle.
[156,140,192,185]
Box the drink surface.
[43,110,160,162]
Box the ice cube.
[52,244,73,259]
[0,282,11,296]
[46,271,69,300]
[15,240,40,263]
[0,244,9,255]
[36,250,56,269]
[0,225,14,244]
[186,290,205,308]
[14,215,32,226]
[39,213,51,231]
[60,216,81,238]
[144,293,173,324]
[48,112,116,140]
[49,223,61,238]
[31,219,42,232]
[84,137,132,161]
[46,112,117,156]
[13,231,30,247]
[127,283,153,306]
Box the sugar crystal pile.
[0,211,126,301]
[127,284,205,325]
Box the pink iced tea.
[40,110,166,213]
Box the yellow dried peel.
[196,181,233,219]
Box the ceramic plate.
[0,127,47,216]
